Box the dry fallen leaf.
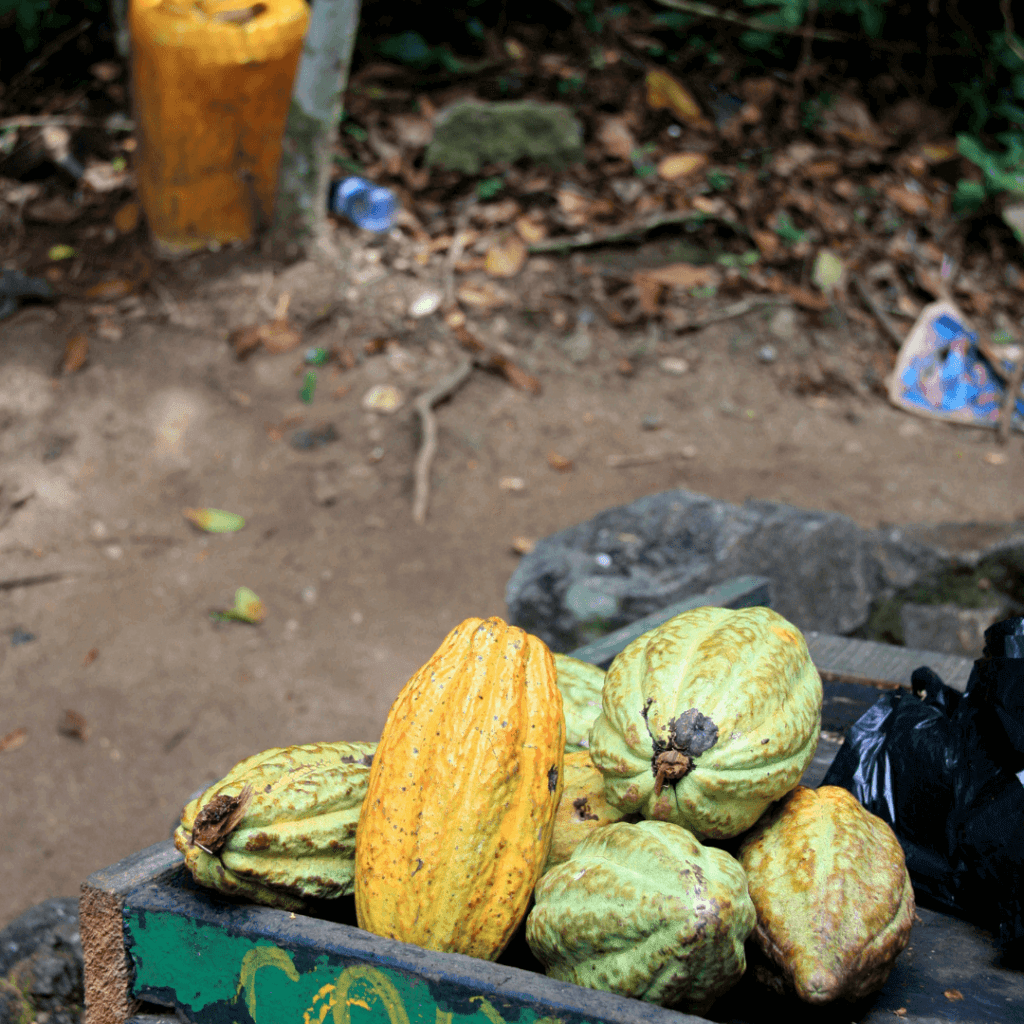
[633,263,720,313]
[617,357,635,376]
[62,334,89,374]
[646,69,714,131]
[456,280,510,311]
[515,215,547,244]
[485,233,528,278]
[260,318,301,355]
[752,229,782,261]
[82,647,99,667]
[803,159,841,179]
[59,709,89,741]
[597,116,636,161]
[943,990,963,1002]
[547,451,574,472]
[113,202,141,235]
[511,536,536,555]
[658,152,708,181]
[0,727,28,753]
[885,184,932,218]
[86,278,134,300]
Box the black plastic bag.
[821,616,1024,950]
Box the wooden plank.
[566,576,772,666]
[84,837,1024,1024]
[80,842,184,1024]
[804,631,975,692]
[103,847,708,1024]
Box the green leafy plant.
[738,0,887,54]
[476,176,505,200]
[707,169,734,191]
[1,0,104,54]
[378,31,463,73]
[773,211,807,244]
[952,30,1024,212]
[954,133,1024,212]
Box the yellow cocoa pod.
[354,616,564,960]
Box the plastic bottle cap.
[331,177,397,233]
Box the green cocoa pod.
[526,819,755,1016]
[737,785,915,1004]
[553,653,605,754]
[173,740,376,911]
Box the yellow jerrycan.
[129,0,309,256]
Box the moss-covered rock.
[425,100,584,174]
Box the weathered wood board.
[80,582,1015,1024]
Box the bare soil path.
[1,229,1021,926]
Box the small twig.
[0,114,106,130]
[784,0,819,132]
[0,572,67,591]
[443,196,478,309]
[527,211,748,255]
[649,0,962,53]
[1001,0,1024,63]
[8,20,93,93]
[412,360,474,524]
[607,447,697,468]
[851,275,905,349]
[692,296,775,326]
[997,339,1024,445]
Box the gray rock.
[0,898,82,1024]
[505,488,1022,653]
[0,899,79,977]
[900,602,1009,658]
[425,100,584,175]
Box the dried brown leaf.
[59,709,89,741]
[547,450,574,472]
[229,325,263,359]
[658,152,708,181]
[62,334,89,374]
[515,216,547,244]
[456,281,510,311]
[113,202,141,234]
[82,647,99,666]
[259,318,301,355]
[485,233,528,278]
[0,727,27,753]
[597,116,636,161]
[646,69,714,131]
[885,185,932,218]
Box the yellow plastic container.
[130,0,309,256]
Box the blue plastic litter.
[890,301,1024,431]
[329,177,397,233]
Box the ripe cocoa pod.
[174,740,375,911]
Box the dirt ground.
[1,222,1022,928]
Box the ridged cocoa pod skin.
[589,606,822,840]
[173,740,376,912]
[527,819,755,1017]
[354,616,564,961]
[544,749,630,871]
[736,785,915,1004]
[552,653,605,753]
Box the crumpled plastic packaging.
[822,616,1024,954]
